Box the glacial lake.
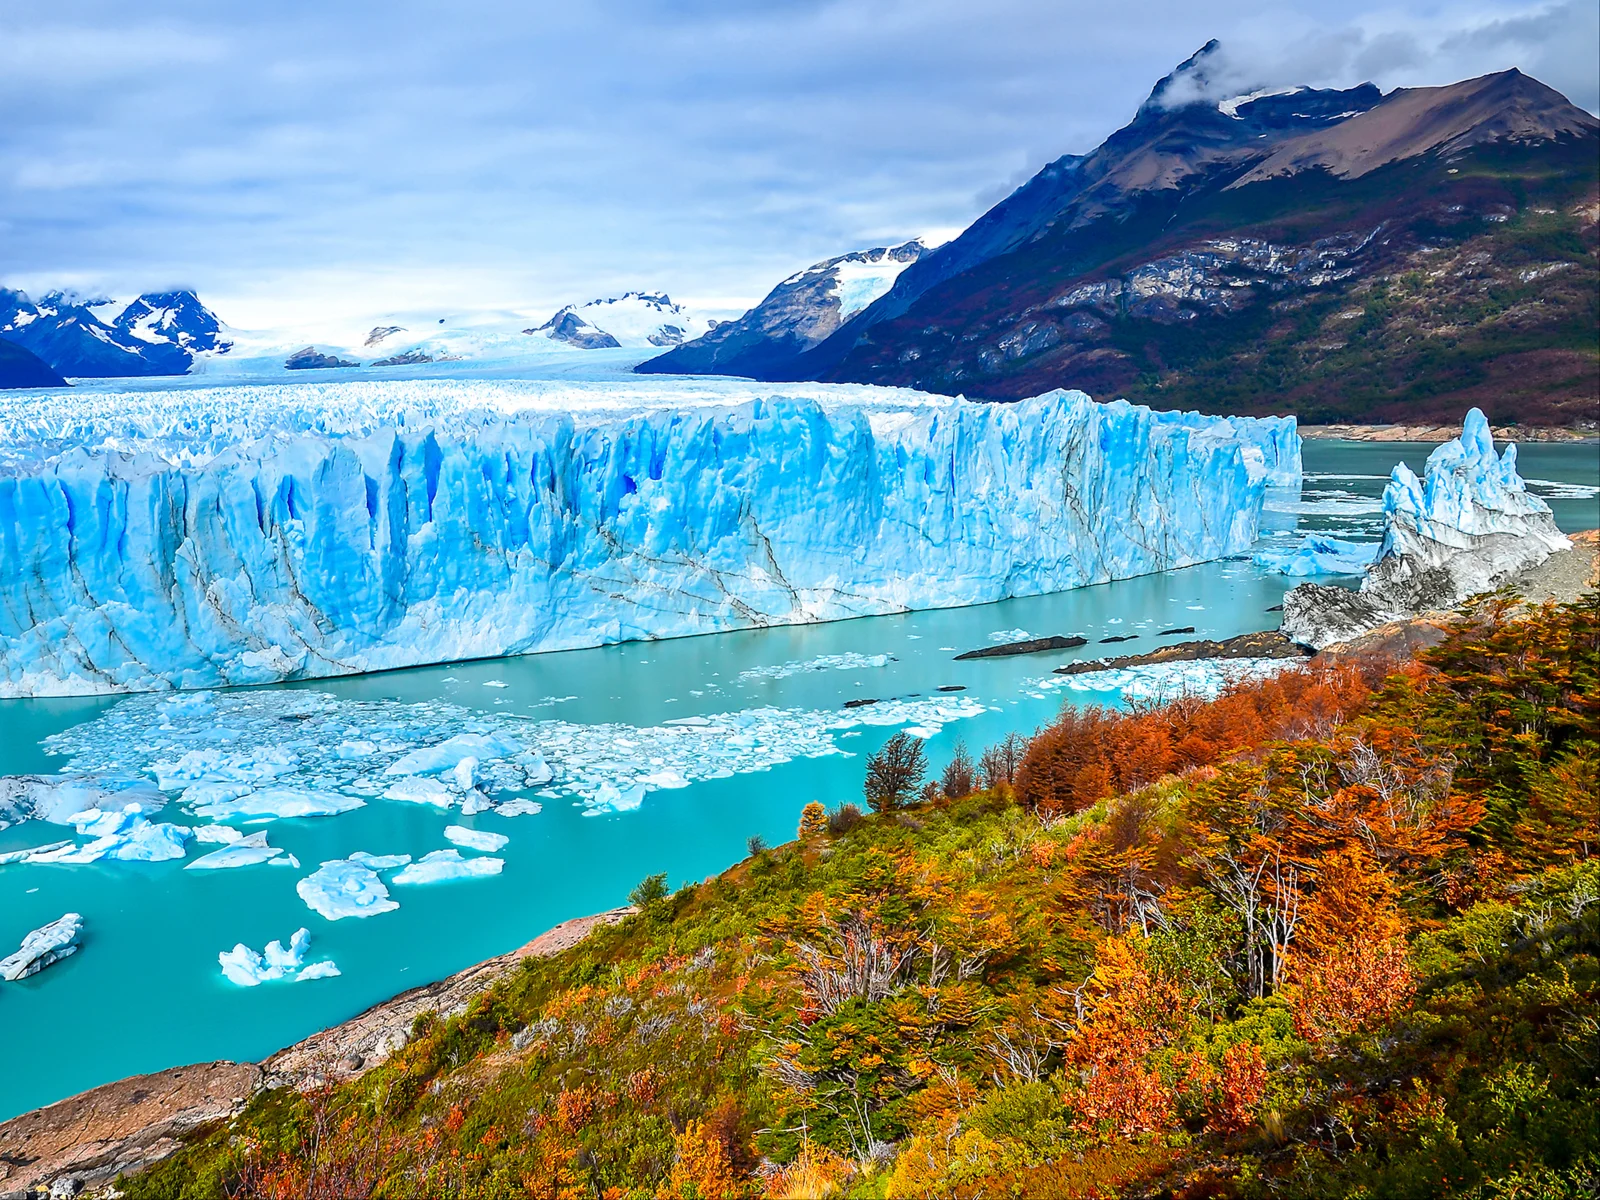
[0,439,1594,1121]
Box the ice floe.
[443,825,509,852]
[393,849,504,885]
[1034,658,1295,703]
[1253,535,1381,577]
[1,913,82,981]
[190,788,366,822]
[185,831,283,870]
[24,816,192,864]
[218,927,339,986]
[737,653,892,682]
[296,860,400,920]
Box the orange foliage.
[660,1118,745,1199]
[554,1086,598,1134]
[1283,847,1414,1044]
[1212,1043,1268,1134]
[1016,664,1375,816]
[1061,936,1195,1137]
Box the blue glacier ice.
[0,913,83,981]
[0,379,1298,696]
[1253,535,1380,577]
[218,927,339,986]
[1281,409,1572,648]
[296,859,399,920]
[393,848,504,885]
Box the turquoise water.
[0,439,1594,1121]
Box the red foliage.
[1212,1043,1268,1135]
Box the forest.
[127,592,1599,1198]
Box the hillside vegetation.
[129,594,1600,1198]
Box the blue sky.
[2,0,1595,331]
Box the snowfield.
[0,378,1299,696]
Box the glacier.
[1281,409,1572,648]
[0,378,1298,697]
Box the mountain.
[0,338,67,389]
[637,240,928,377]
[529,292,715,351]
[730,48,1600,426]
[0,289,231,378]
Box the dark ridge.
[1056,629,1311,675]
[955,635,1088,660]
[1160,626,1196,635]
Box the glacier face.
[0,379,1298,696]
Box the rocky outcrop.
[954,634,1087,660]
[284,346,359,370]
[1282,409,1573,648]
[1055,628,1310,675]
[533,310,621,349]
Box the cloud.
[0,0,1593,329]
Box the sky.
[2,0,1596,333]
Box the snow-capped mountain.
[0,289,231,379]
[529,292,717,350]
[637,240,928,378]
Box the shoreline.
[0,907,634,1197]
[1299,422,1598,443]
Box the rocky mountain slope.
[717,47,1599,426]
[0,289,231,379]
[638,240,927,377]
[530,291,715,350]
[0,338,67,389]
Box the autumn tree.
[798,801,829,839]
[1282,846,1414,1045]
[939,740,976,799]
[864,733,928,812]
[978,731,1026,791]
[659,1118,742,1199]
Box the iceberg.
[1253,535,1381,577]
[443,825,509,852]
[24,816,191,863]
[348,850,413,870]
[1283,409,1572,648]
[218,927,339,986]
[382,777,456,806]
[296,860,400,920]
[1,913,83,981]
[185,830,283,870]
[0,775,165,830]
[393,848,504,885]
[0,381,1295,697]
[190,787,366,822]
[384,732,521,776]
[0,840,72,865]
[493,799,544,817]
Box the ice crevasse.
[0,381,1299,696]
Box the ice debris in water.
[1033,658,1294,703]
[186,830,283,870]
[443,825,509,852]
[0,384,1297,697]
[296,860,400,921]
[0,775,165,830]
[1253,535,1381,577]
[349,851,412,870]
[393,849,504,885]
[192,825,243,844]
[738,653,892,682]
[1,913,83,981]
[218,927,339,987]
[24,815,192,863]
[384,732,521,776]
[989,628,1032,643]
[493,799,543,817]
[42,687,989,819]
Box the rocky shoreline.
[0,908,633,1198]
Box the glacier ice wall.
[0,381,1297,696]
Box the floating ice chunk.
[393,849,504,885]
[518,751,554,785]
[383,777,455,807]
[28,817,192,863]
[904,725,941,738]
[296,860,399,920]
[335,740,378,759]
[269,853,302,868]
[191,824,243,844]
[153,747,299,790]
[989,628,1032,643]
[67,805,146,837]
[185,831,283,870]
[1,913,83,981]
[180,781,253,808]
[0,840,71,865]
[443,825,509,852]
[738,652,892,682]
[192,788,366,822]
[1035,658,1292,703]
[0,776,166,829]
[483,680,509,688]
[1254,535,1380,577]
[218,927,337,986]
[460,788,493,815]
[384,733,521,776]
[494,799,543,817]
[348,851,412,870]
[450,757,478,790]
[638,769,690,789]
